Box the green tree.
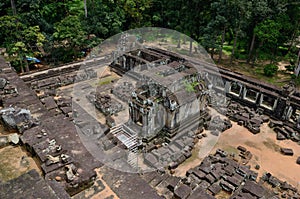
[82,0,125,39]
[123,0,152,28]
[52,15,87,62]
[228,0,252,64]
[246,0,287,64]
[0,15,46,72]
[254,19,281,63]
[10,42,28,73]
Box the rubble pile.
[0,107,35,133]
[87,92,124,115]
[261,173,299,198]
[207,115,232,136]
[112,81,135,102]
[144,131,197,170]
[27,68,97,91]
[269,120,300,143]
[142,149,284,199]
[226,102,269,134]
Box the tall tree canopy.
[0,0,298,72]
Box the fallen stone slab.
[269,120,283,128]
[280,148,294,156]
[237,146,247,153]
[0,78,7,89]
[276,131,286,140]
[274,127,289,139]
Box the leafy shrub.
[264,64,278,77]
[291,74,300,86]
[285,65,294,72]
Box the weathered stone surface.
[0,169,70,199]
[0,107,33,132]
[101,166,163,199]
[174,183,192,199]
[188,187,215,199]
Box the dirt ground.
[0,124,42,182]
[0,145,42,182]
[175,119,300,189]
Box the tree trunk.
[270,44,277,64]
[189,38,193,55]
[24,58,30,72]
[295,49,300,76]
[247,33,256,64]
[183,36,186,44]
[218,27,226,63]
[228,29,234,45]
[287,20,300,54]
[19,59,24,73]
[211,48,215,60]
[252,41,263,67]
[91,0,95,12]
[230,28,238,65]
[10,0,16,15]
[177,33,181,48]
[84,0,88,18]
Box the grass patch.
[182,145,201,165]
[221,145,239,155]
[96,76,116,86]
[180,147,202,167]
[263,138,281,152]
[225,63,289,87]
[244,140,261,150]
[0,146,25,181]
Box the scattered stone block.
[174,183,192,199]
[237,146,247,153]
[280,148,294,156]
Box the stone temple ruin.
[127,61,208,142]
[0,40,300,198]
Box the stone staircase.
[110,124,139,168]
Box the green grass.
[224,62,289,87]
[96,76,116,86]
[222,45,233,56]
[222,145,239,155]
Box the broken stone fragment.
[296,157,300,165]
[55,176,62,181]
[0,78,7,89]
[0,107,33,132]
[8,133,19,144]
[61,154,70,163]
[65,164,77,182]
[45,154,60,166]
[20,156,29,167]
